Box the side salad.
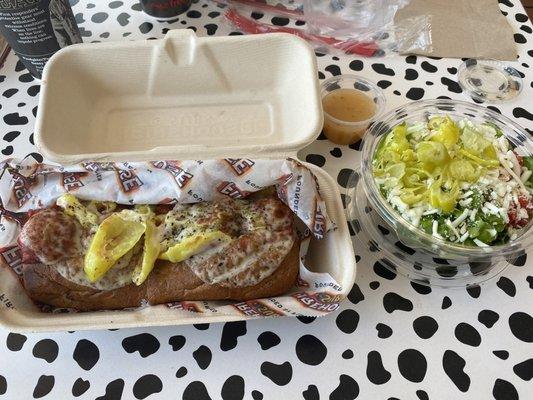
[373,116,533,247]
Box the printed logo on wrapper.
[217,181,250,199]
[62,172,87,192]
[10,170,34,208]
[116,169,143,193]
[151,161,193,188]
[0,246,23,279]
[233,300,284,317]
[82,162,116,172]
[312,197,326,239]
[224,159,255,176]
[292,291,342,312]
[166,301,202,313]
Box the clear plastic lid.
[349,99,532,288]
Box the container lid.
[36,30,323,163]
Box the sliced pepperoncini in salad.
[373,116,533,247]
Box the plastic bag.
[217,0,432,57]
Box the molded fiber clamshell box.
[2,30,357,332]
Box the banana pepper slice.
[84,213,146,282]
[159,231,232,263]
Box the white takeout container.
[1,30,356,332]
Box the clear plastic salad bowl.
[348,99,532,287]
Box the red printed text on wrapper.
[11,171,33,208]
[292,291,342,312]
[151,161,194,188]
[116,169,143,193]
[224,158,255,176]
[312,198,327,239]
[166,301,202,313]
[0,246,23,279]
[82,162,116,172]
[217,181,250,199]
[233,300,284,317]
[62,172,87,192]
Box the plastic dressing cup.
[321,75,386,145]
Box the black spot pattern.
[342,349,354,359]
[373,261,396,280]
[32,339,58,363]
[383,293,413,313]
[260,361,292,386]
[0,376,6,395]
[336,309,359,334]
[221,375,244,400]
[377,80,392,89]
[305,154,326,167]
[73,339,99,371]
[122,334,160,357]
[139,22,153,34]
[443,350,470,392]
[442,296,452,309]
[91,12,108,23]
[3,88,18,98]
[416,390,429,400]
[192,345,212,370]
[175,367,187,378]
[441,77,463,93]
[295,335,327,365]
[413,316,438,339]
[369,281,380,290]
[1,129,14,145]
[513,358,533,381]
[421,61,438,72]
[455,323,481,347]
[404,69,418,80]
[349,60,363,71]
[372,63,395,76]
[221,321,247,351]
[527,275,533,288]
[251,390,263,400]
[337,168,356,188]
[366,351,391,384]
[183,381,212,400]
[133,375,162,399]
[513,107,533,121]
[376,323,393,339]
[169,335,186,351]
[95,379,125,400]
[406,88,425,100]
[330,375,359,400]
[194,323,209,331]
[6,332,26,351]
[497,277,516,297]
[493,350,509,360]
[257,331,280,350]
[410,281,431,295]
[4,112,28,125]
[297,316,316,324]
[302,384,319,400]
[509,312,533,342]
[478,310,499,328]
[348,283,365,304]
[492,379,519,400]
[466,285,481,298]
[397,349,427,383]
[33,375,54,398]
[72,378,90,397]
[514,33,527,43]
[325,65,342,76]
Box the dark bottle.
[140,0,192,19]
[0,0,82,79]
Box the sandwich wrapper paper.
[0,158,345,318]
[395,0,517,60]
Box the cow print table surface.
[0,0,532,399]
